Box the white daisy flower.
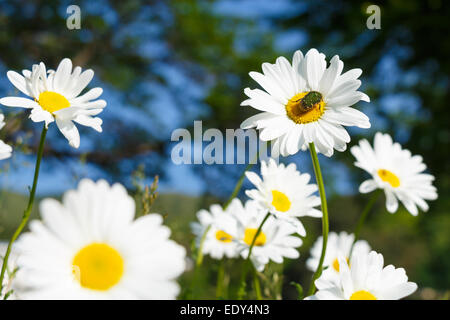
[229,200,303,272]
[245,158,321,236]
[0,58,107,148]
[190,199,241,260]
[306,250,417,300]
[0,114,12,160]
[13,179,186,300]
[306,231,371,285]
[350,132,438,216]
[241,48,370,157]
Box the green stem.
[237,211,271,300]
[306,142,329,297]
[253,268,262,300]
[0,125,47,296]
[223,164,254,210]
[223,144,265,210]
[196,225,210,268]
[215,259,225,299]
[349,190,381,258]
[246,213,270,261]
[188,224,211,299]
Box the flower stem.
[0,125,47,296]
[223,144,265,210]
[223,163,254,210]
[215,259,226,299]
[253,268,262,300]
[196,225,210,268]
[186,222,211,299]
[306,142,329,297]
[187,224,211,298]
[237,211,270,300]
[349,190,381,257]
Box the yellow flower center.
[271,190,291,212]
[332,257,350,272]
[244,228,267,246]
[377,169,400,188]
[72,243,124,291]
[332,258,340,272]
[285,91,325,124]
[215,230,233,243]
[37,91,70,114]
[350,290,377,300]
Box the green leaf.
[290,281,304,300]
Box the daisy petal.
[319,55,343,96]
[385,189,399,213]
[68,69,94,99]
[6,71,32,96]
[56,119,80,148]
[305,48,326,90]
[30,108,54,127]
[0,97,39,109]
[73,115,103,132]
[359,179,378,193]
